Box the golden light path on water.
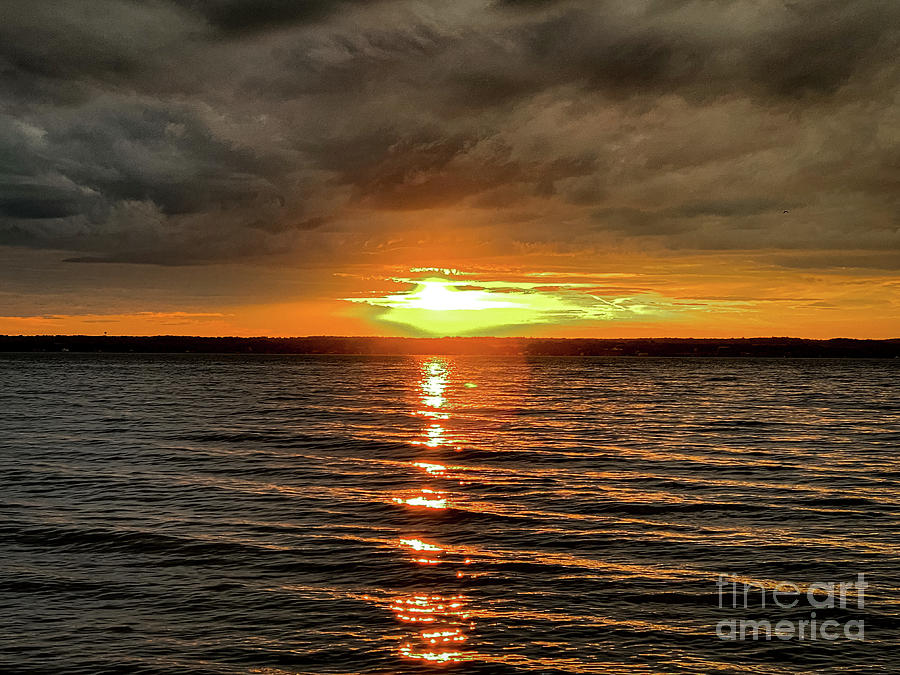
[389,357,476,664]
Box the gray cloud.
[514,0,900,100]
[0,0,897,265]
[172,0,378,34]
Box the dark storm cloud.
[513,0,900,100]
[0,0,897,265]
[172,0,378,34]
[0,2,199,105]
[0,189,82,220]
[50,104,281,215]
[0,100,301,263]
[668,199,787,219]
[494,0,561,6]
[592,207,694,236]
[312,130,596,209]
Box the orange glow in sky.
[3,256,898,338]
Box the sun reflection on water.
[422,423,447,448]
[392,593,474,664]
[388,357,477,664]
[413,461,447,476]
[400,537,445,565]
[420,359,448,410]
[392,487,448,510]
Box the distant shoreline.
[1,335,898,358]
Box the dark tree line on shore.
[1,335,898,358]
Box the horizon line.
[2,334,900,341]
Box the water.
[1,354,898,674]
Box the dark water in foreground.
[1,354,898,674]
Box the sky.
[0,0,898,337]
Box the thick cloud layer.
[1,0,897,265]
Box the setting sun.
[406,279,514,313]
[347,277,540,335]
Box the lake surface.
[1,354,898,674]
